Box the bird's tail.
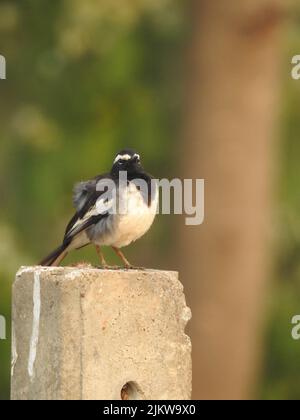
[39,243,69,267]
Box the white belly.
[94,182,158,248]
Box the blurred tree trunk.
[180,0,285,399]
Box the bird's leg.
[112,247,132,269]
[95,245,109,268]
[95,245,120,269]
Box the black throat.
[111,168,155,207]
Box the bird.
[39,148,158,268]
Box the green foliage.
[259,19,300,400]
[0,0,185,399]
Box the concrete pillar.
[11,267,192,400]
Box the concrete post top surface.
[17,265,179,276]
[12,266,192,400]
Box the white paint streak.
[11,324,18,377]
[28,271,41,380]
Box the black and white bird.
[40,149,158,268]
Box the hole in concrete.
[121,381,145,400]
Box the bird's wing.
[73,179,97,211]
[64,205,106,242]
[64,174,115,243]
[73,173,110,211]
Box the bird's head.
[111,148,143,176]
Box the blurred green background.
[0,0,300,400]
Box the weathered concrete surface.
[11,267,192,400]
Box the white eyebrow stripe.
[114,154,132,163]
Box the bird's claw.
[124,265,146,270]
[96,264,146,271]
[97,265,122,270]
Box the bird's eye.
[118,160,123,165]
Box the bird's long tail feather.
[39,243,69,267]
